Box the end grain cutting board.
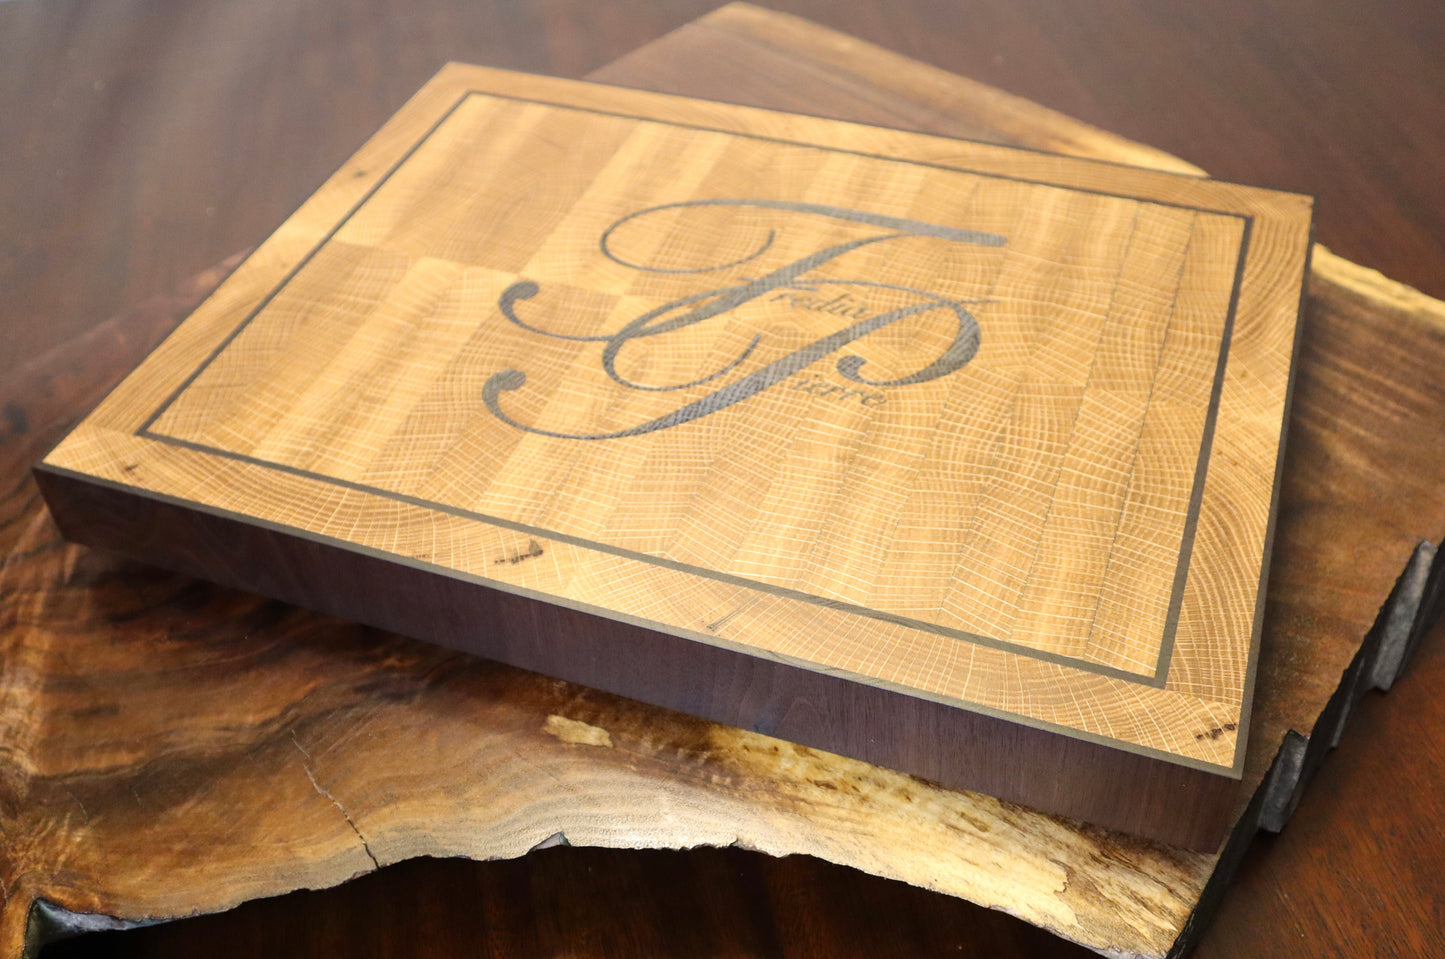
[34,64,1314,850]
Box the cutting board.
[35,64,1312,849]
[6,7,1442,958]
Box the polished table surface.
[4,2,1444,956]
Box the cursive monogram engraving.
[482,199,1004,439]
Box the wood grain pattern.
[7,243,1442,958]
[36,65,1312,848]
[6,5,1444,958]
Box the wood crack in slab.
[290,730,379,870]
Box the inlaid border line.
[136,88,1252,691]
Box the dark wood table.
[5,2,1444,956]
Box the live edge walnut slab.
[35,64,1313,850]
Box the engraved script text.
[482,199,1004,439]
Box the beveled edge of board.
[37,63,1315,784]
[37,458,1250,781]
[31,460,1245,850]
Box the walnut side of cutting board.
[35,63,1313,850]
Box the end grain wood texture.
[35,64,1313,849]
